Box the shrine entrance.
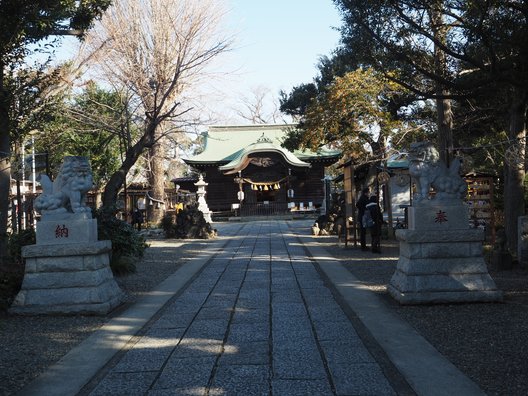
[230,152,296,216]
[183,124,341,216]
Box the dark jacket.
[356,193,370,227]
[132,210,144,223]
[365,201,383,235]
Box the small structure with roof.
[183,124,341,217]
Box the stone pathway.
[83,221,396,395]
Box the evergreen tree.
[0,0,111,263]
[333,0,528,252]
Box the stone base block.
[9,289,124,315]
[518,216,528,269]
[387,284,503,305]
[36,218,98,245]
[389,229,502,305]
[408,203,469,231]
[10,240,125,315]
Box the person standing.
[365,195,383,253]
[132,209,144,231]
[356,187,370,251]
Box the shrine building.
[182,124,341,216]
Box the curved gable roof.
[218,134,310,174]
[184,124,341,170]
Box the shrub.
[161,212,177,238]
[110,255,138,276]
[94,206,148,274]
[172,204,216,239]
[7,228,36,266]
[1,228,36,313]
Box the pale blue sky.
[226,0,341,94]
[48,1,342,124]
[204,0,342,123]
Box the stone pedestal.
[10,240,125,315]
[36,216,98,245]
[11,212,125,315]
[11,155,125,315]
[407,203,469,231]
[518,216,528,269]
[388,203,502,304]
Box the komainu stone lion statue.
[34,156,94,216]
[408,142,466,203]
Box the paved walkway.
[19,220,484,396]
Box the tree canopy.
[280,0,528,252]
[0,0,111,263]
[39,82,127,189]
[77,0,232,217]
[0,1,111,63]
[332,0,528,252]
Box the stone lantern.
[195,174,212,223]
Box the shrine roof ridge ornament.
[256,133,273,144]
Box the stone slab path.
[82,221,396,396]
[19,219,484,396]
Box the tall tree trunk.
[437,95,453,165]
[367,138,386,193]
[431,2,453,165]
[147,131,165,225]
[0,61,11,264]
[103,124,156,207]
[504,87,527,254]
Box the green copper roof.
[185,124,341,169]
[219,134,310,174]
[387,153,409,169]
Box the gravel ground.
[0,237,214,396]
[319,237,528,396]
[1,223,527,396]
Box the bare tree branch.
[234,86,290,124]
[76,0,232,211]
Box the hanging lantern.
[275,183,280,189]
[259,185,262,191]
[264,185,269,191]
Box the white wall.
[389,174,411,224]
